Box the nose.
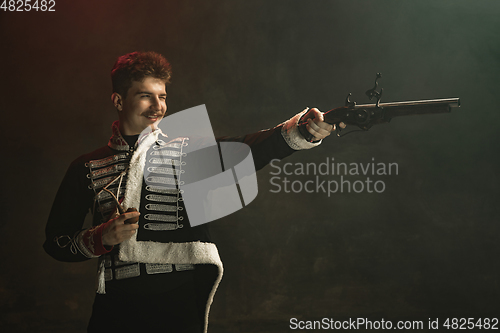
[151,96,163,110]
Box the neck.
[122,133,139,148]
[119,123,142,136]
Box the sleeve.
[280,107,323,149]
[43,157,113,262]
[217,108,322,171]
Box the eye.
[141,94,151,98]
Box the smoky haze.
[0,0,499,332]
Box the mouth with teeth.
[144,114,163,122]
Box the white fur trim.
[118,128,223,333]
[281,108,322,150]
[121,130,157,213]
[119,240,223,333]
[120,240,221,265]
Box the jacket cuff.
[76,224,113,258]
[280,108,322,150]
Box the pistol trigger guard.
[335,123,342,137]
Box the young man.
[44,51,338,333]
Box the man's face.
[116,76,167,135]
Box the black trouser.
[87,280,203,333]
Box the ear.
[111,93,123,111]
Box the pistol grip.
[124,207,139,224]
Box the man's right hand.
[102,211,141,246]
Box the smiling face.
[112,76,168,135]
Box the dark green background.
[1,0,499,332]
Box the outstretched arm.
[217,107,341,172]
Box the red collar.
[107,121,130,151]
